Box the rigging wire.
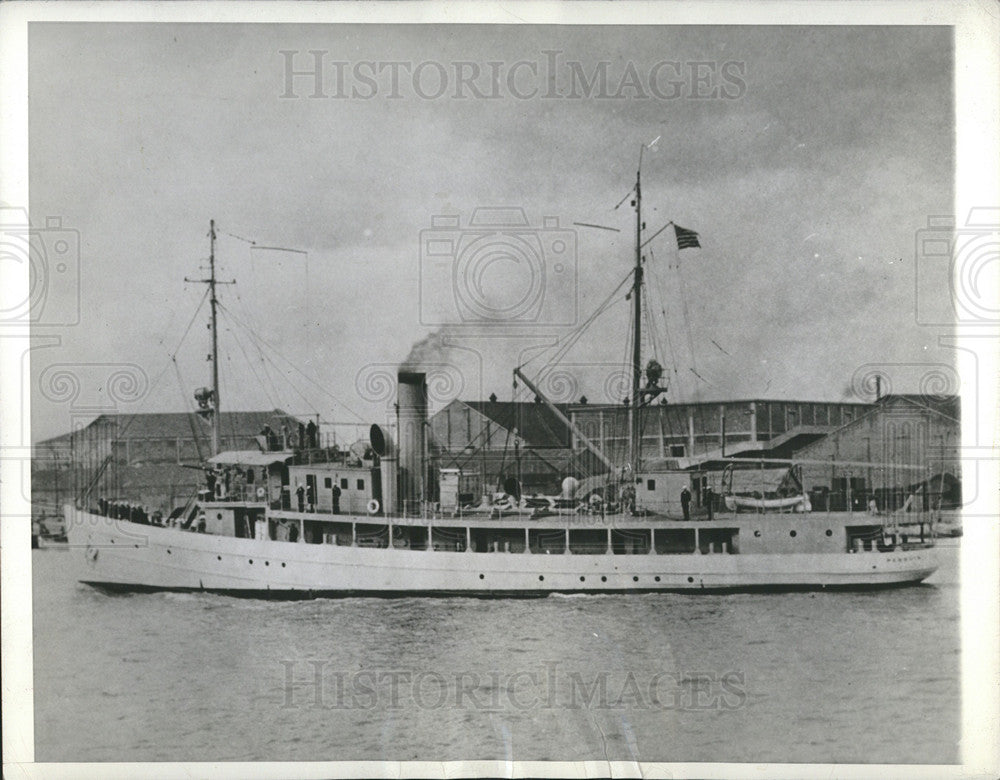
[639,252,689,454]
[613,185,636,211]
[95,287,212,459]
[645,249,683,400]
[222,230,257,246]
[223,314,282,410]
[216,301,366,422]
[230,282,286,407]
[217,306,322,418]
[640,279,661,367]
[674,251,699,382]
[536,290,630,394]
[690,367,716,388]
[518,268,634,376]
[171,355,206,463]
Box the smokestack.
[397,371,427,513]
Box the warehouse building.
[32,409,307,511]
[790,394,961,512]
[567,399,877,466]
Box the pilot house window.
[356,479,365,491]
[340,478,348,490]
[647,479,656,491]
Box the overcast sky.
[27,23,954,442]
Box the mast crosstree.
[185,219,234,457]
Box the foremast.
[185,219,232,457]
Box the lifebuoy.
[367,499,380,515]
[256,486,267,500]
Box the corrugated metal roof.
[38,409,305,444]
[463,401,571,448]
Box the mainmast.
[630,152,644,475]
[208,220,220,456]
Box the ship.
[64,161,940,596]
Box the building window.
[340,478,348,490]
[324,477,332,488]
[356,479,365,490]
[670,445,685,457]
[647,479,656,491]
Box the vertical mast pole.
[631,152,643,475]
[209,219,220,457]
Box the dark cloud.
[28,24,953,440]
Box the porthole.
[217,513,223,520]
[281,562,286,568]
[479,574,485,580]
[601,575,607,582]
[217,555,221,561]
[249,559,253,564]
[580,576,586,582]
[167,549,172,555]
[265,561,269,566]
[790,530,797,538]
[538,575,544,581]
[825,529,833,537]
[633,576,639,582]
[754,530,761,537]
[654,576,661,582]
[687,576,694,583]
[111,539,115,544]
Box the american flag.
[673,224,701,250]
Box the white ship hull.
[65,506,938,596]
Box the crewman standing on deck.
[681,485,692,521]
